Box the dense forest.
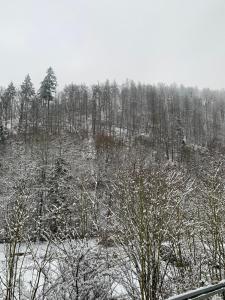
[1,68,225,299]
[2,67,225,157]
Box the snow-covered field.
[0,240,128,299]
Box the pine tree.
[39,67,57,104]
[19,74,35,139]
[39,67,57,130]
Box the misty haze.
[0,1,225,300]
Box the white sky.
[0,0,224,90]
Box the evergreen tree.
[19,74,35,137]
[39,67,57,105]
[39,67,57,130]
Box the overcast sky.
[0,0,224,90]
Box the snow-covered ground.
[0,240,128,299]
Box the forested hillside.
[2,68,225,157]
[1,68,225,299]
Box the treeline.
[1,67,225,159]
